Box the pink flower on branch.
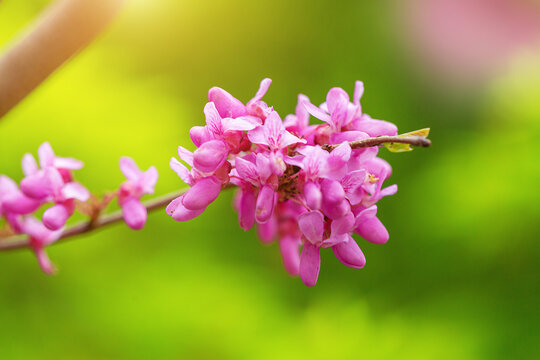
[118,157,158,230]
[165,79,425,286]
[0,143,159,273]
[17,142,89,230]
[0,79,431,286]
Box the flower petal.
[193,140,229,174]
[380,184,398,198]
[121,197,147,230]
[279,236,301,276]
[341,170,367,205]
[355,214,389,244]
[119,157,142,182]
[279,130,306,148]
[61,182,90,201]
[22,154,38,176]
[166,195,205,221]
[0,175,18,201]
[257,213,277,243]
[302,100,331,123]
[234,157,259,184]
[170,158,192,185]
[298,211,324,244]
[140,166,158,194]
[331,212,355,235]
[43,203,72,230]
[182,176,222,210]
[304,181,322,210]
[247,125,269,146]
[320,179,346,205]
[247,78,272,106]
[333,234,366,269]
[326,87,350,116]
[255,184,275,223]
[222,116,261,131]
[190,126,212,147]
[177,146,194,167]
[300,242,321,287]
[353,81,364,107]
[208,87,248,118]
[54,157,83,170]
[20,173,52,200]
[34,246,56,275]
[238,188,256,231]
[204,102,224,135]
[38,142,55,168]
[2,191,41,214]
[355,115,398,137]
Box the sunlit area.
[0,0,539,359]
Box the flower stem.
[0,134,431,252]
[321,135,431,151]
[0,188,188,251]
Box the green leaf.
[384,128,430,153]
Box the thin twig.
[321,135,431,151]
[0,134,431,252]
[0,188,188,252]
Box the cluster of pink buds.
[167,79,400,286]
[0,142,157,273]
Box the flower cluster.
[167,79,399,286]
[0,142,157,273]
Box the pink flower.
[21,217,63,274]
[298,210,365,286]
[0,175,40,216]
[169,79,401,286]
[208,78,273,120]
[248,110,306,151]
[189,101,260,151]
[168,145,227,221]
[18,142,89,230]
[303,81,398,139]
[118,157,158,230]
[284,94,316,139]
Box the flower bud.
[304,181,322,210]
[255,184,275,223]
[193,140,228,174]
[121,197,147,230]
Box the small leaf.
[400,128,430,138]
[384,142,413,152]
[384,128,430,153]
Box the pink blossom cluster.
[0,142,157,273]
[167,79,398,286]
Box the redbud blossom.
[1,143,158,274]
[168,79,399,286]
[118,157,158,230]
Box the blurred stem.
[321,135,432,151]
[0,0,125,119]
[0,188,188,252]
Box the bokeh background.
[1,0,539,359]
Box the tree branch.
[0,188,188,252]
[321,135,431,151]
[0,133,432,252]
[0,0,125,119]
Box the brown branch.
[0,134,432,252]
[0,188,188,252]
[0,0,125,118]
[321,135,431,151]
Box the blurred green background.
[1,0,539,359]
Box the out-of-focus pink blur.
[402,0,540,85]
